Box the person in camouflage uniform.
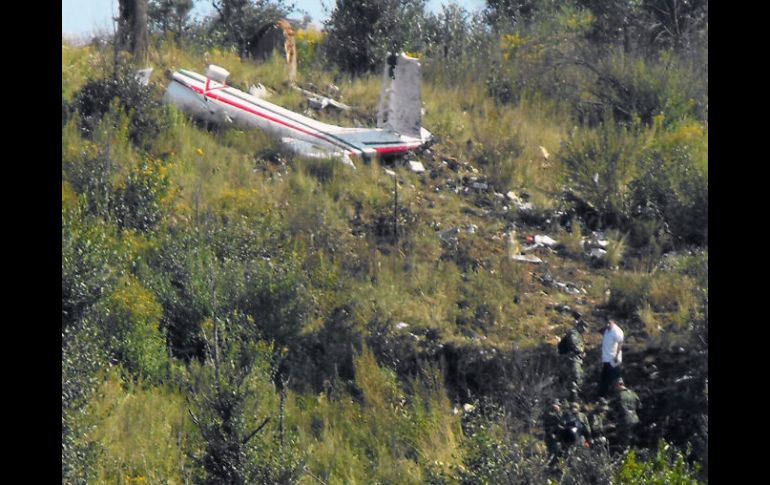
[568,381,580,403]
[558,319,588,392]
[558,401,592,453]
[612,378,641,450]
[543,399,563,464]
[589,397,612,447]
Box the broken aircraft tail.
[377,52,427,140]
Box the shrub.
[608,272,650,318]
[62,320,108,484]
[605,230,628,268]
[187,316,304,484]
[561,121,643,229]
[629,122,708,246]
[98,275,168,381]
[113,156,173,232]
[62,209,123,328]
[72,66,169,148]
[616,441,702,484]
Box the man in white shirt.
[598,319,624,397]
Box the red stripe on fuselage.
[189,83,353,153]
[375,145,421,154]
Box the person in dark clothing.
[560,401,592,450]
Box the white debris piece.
[512,254,543,264]
[249,83,271,99]
[384,168,397,177]
[535,235,558,247]
[589,248,607,259]
[408,161,426,173]
[135,68,153,86]
[591,231,609,248]
[507,231,521,258]
[472,182,489,190]
[395,322,409,330]
[463,403,475,413]
[539,145,550,160]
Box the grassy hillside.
[62,22,707,483]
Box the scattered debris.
[588,248,607,259]
[440,227,460,246]
[294,84,352,111]
[547,303,582,320]
[135,68,153,86]
[523,234,559,252]
[408,160,426,173]
[249,83,271,99]
[512,254,543,264]
[539,274,584,294]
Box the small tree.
[148,0,194,40]
[323,0,427,75]
[210,0,292,57]
[187,312,303,484]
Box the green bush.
[608,272,650,318]
[98,275,168,381]
[323,0,428,75]
[187,316,304,484]
[629,123,708,246]
[561,121,642,228]
[616,441,702,484]
[72,66,169,148]
[62,320,108,484]
[62,209,123,328]
[113,156,173,232]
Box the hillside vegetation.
[63,1,707,483]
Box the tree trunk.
[116,0,149,65]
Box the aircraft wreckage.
[162,53,433,168]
